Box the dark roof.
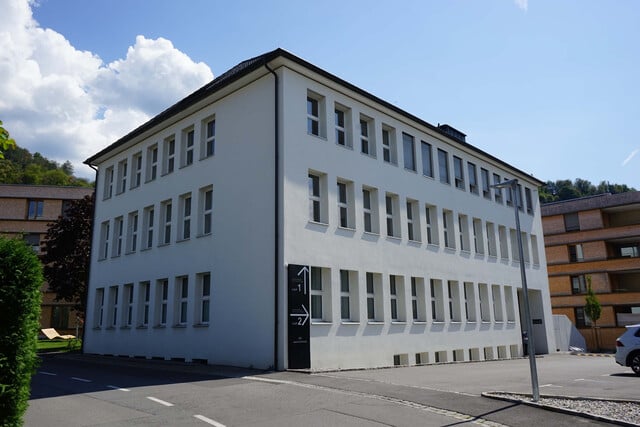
[84,48,545,185]
[0,184,93,199]
[541,191,640,216]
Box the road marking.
[71,377,91,383]
[107,385,130,392]
[539,384,562,388]
[146,396,174,407]
[194,414,226,426]
[242,376,507,427]
[39,371,57,376]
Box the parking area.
[311,352,638,401]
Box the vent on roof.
[437,124,466,143]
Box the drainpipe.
[264,61,279,370]
[82,163,99,353]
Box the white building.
[84,48,555,371]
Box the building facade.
[84,49,555,371]
[542,192,640,351]
[0,184,93,336]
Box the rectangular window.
[108,285,119,327]
[421,141,433,178]
[431,279,444,322]
[564,213,580,232]
[200,186,213,235]
[337,180,354,229]
[521,232,530,263]
[339,270,355,321]
[181,128,195,167]
[575,307,591,328]
[443,209,454,249]
[138,281,150,327]
[197,273,211,324]
[531,235,540,265]
[310,267,326,321]
[143,205,154,249]
[411,277,426,322]
[117,159,127,194]
[308,172,325,223]
[122,283,134,327]
[493,173,503,204]
[112,216,124,257]
[406,199,421,242]
[156,279,168,326]
[94,288,104,328]
[176,276,189,326]
[366,272,382,321]
[360,116,374,156]
[498,225,509,260]
[402,132,415,171]
[50,306,69,330]
[453,156,464,190]
[505,180,513,207]
[99,220,110,260]
[425,204,438,245]
[163,137,176,175]
[510,228,519,261]
[179,193,192,240]
[505,286,516,322]
[458,214,470,252]
[382,126,396,164]
[363,188,373,233]
[146,144,158,182]
[448,281,461,322]
[202,117,216,158]
[468,162,478,194]
[473,218,484,254]
[464,282,476,322]
[525,187,534,214]
[389,275,403,321]
[486,222,497,257]
[127,211,138,253]
[479,283,490,322]
[131,152,142,189]
[438,149,449,184]
[481,168,491,199]
[103,167,114,200]
[24,233,40,253]
[571,275,587,294]
[516,184,524,212]
[334,105,351,147]
[27,199,44,220]
[385,193,400,238]
[492,285,504,322]
[160,200,172,245]
[307,96,320,136]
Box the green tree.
[41,195,94,316]
[0,237,43,426]
[584,276,602,351]
[0,120,17,160]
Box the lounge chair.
[41,328,75,340]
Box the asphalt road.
[25,353,634,426]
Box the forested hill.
[0,144,92,187]
[539,179,635,203]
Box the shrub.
[0,237,43,426]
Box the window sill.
[432,321,445,324]
[361,152,376,159]
[481,321,492,324]
[507,321,516,324]
[111,254,121,259]
[444,246,456,252]
[193,323,209,328]
[179,163,193,170]
[466,321,477,324]
[449,321,463,324]
[338,226,356,232]
[460,250,471,255]
[404,167,417,174]
[196,232,212,238]
[311,321,332,325]
[340,321,360,325]
[367,321,384,325]
[92,327,102,330]
[157,243,170,248]
[422,174,435,180]
[336,142,354,151]
[307,133,327,141]
[106,326,116,330]
[136,325,148,329]
[119,326,131,330]
[383,160,398,167]
[153,325,166,329]
[391,321,406,325]
[144,179,156,184]
[363,231,380,237]
[124,250,136,255]
[413,321,427,325]
[427,243,440,248]
[176,237,190,244]
[408,239,422,244]
[308,220,329,227]
[161,171,174,177]
[141,247,152,252]
[386,235,401,241]
[172,324,187,329]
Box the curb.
[572,352,614,357]
[483,391,640,427]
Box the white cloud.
[622,149,639,166]
[0,0,213,178]
[514,0,528,11]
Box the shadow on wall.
[553,314,586,351]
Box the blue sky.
[1,0,638,188]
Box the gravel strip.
[485,392,640,426]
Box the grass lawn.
[37,339,82,352]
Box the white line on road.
[107,385,130,391]
[539,384,562,388]
[194,414,226,426]
[39,371,57,376]
[146,396,174,407]
[71,377,92,383]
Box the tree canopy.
[539,179,635,203]
[41,195,94,316]
[0,142,92,187]
[0,120,17,160]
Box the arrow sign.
[297,266,309,295]
[289,304,309,326]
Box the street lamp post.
[491,178,540,402]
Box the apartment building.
[83,48,555,370]
[0,184,93,335]
[542,192,640,351]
